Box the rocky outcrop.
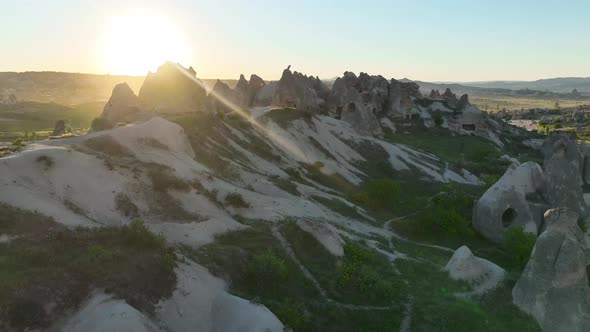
[246,74,266,106]
[207,74,267,112]
[472,162,547,243]
[339,89,383,138]
[513,208,590,332]
[254,81,277,106]
[445,246,505,294]
[232,74,250,108]
[100,83,144,124]
[138,62,207,113]
[56,292,160,332]
[51,120,69,136]
[208,80,234,113]
[542,132,586,216]
[325,72,383,137]
[442,88,459,109]
[271,66,329,112]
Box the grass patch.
[346,139,396,179]
[270,175,300,196]
[186,222,319,328]
[224,192,250,208]
[0,205,176,330]
[0,101,102,133]
[281,222,405,306]
[82,135,133,158]
[260,108,315,129]
[302,162,357,194]
[146,164,191,192]
[502,226,536,271]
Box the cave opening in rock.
[502,208,518,227]
[347,102,356,112]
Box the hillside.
[2,63,590,332]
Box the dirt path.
[399,301,413,332]
[384,216,455,254]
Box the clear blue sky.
[2,0,589,81]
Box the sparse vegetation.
[115,193,140,218]
[139,137,169,150]
[351,179,401,211]
[82,135,133,158]
[35,155,54,170]
[503,226,536,270]
[0,205,176,330]
[224,192,250,208]
[270,175,300,195]
[147,165,191,192]
[90,117,114,131]
[260,108,315,129]
[302,161,357,194]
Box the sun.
[100,12,192,75]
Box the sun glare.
[100,12,191,75]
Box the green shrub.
[120,219,166,249]
[417,183,474,237]
[303,162,356,194]
[503,226,536,270]
[147,166,190,192]
[337,242,402,304]
[273,301,310,331]
[351,179,400,211]
[245,250,288,288]
[224,192,250,208]
[90,117,114,131]
[578,217,588,233]
[433,112,444,126]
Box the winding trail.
[384,215,455,254]
[271,225,400,311]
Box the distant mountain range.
[2,71,589,107]
[448,77,590,94]
[401,79,588,99]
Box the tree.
[554,101,560,110]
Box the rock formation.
[208,80,234,113]
[246,74,266,106]
[51,120,70,136]
[472,162,547,243]
[254,81,277,106]
[138,62,207,113]
[325,72,384,137]
[445,246,505,294]
[232,74,250,107]
[513,208,590,332]
[442,88,459,109]
[100,83,144,124]
[542,132,586,216]
[271,66,329,112]
[339,88,384,137]
[429,89,441,99]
